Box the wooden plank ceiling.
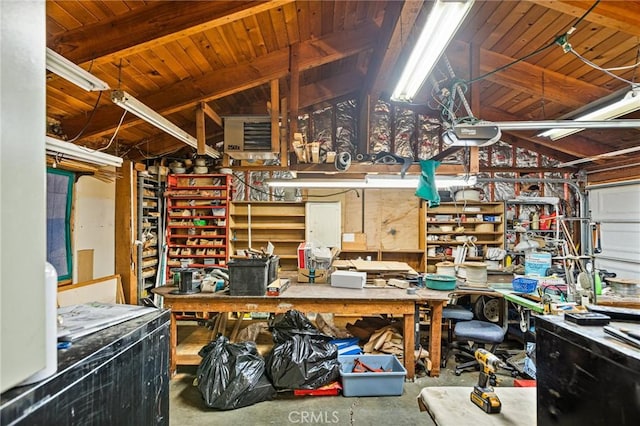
[46,1,640,182]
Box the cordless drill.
[470,348,504,414]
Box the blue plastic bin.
[512,277,538,293]
[338,354,406,397]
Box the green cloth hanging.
[415,159,440,207]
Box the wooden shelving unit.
[229,201,305,271]
[165,174,230,282]
[136,172,163,303]
[424,201,504,271]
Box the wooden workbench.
[153,282,451,380]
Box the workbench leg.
[230,312,246,342]
[170,310,177,378]
[404,312,415,380]
[428,302,443,377]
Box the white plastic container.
[330,270,366,289]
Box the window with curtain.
[47,168,74,281]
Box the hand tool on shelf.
[470,348,505,414]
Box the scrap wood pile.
[346,317,402,358]
[333,260,419,286]
[346,316,430,370]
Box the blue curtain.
[47,168,74,281]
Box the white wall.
[73,175,116,281]
[588,182,640,280]
[1,0,47,392]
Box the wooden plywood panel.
[365,189,420,250]
[343,189,363,234]
[57,274,122,307]
[77,249,94,283]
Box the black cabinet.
[535,315,640,426]
[1,310,170,425]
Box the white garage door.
[588,181,640,280]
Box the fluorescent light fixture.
[391,0,474,102]
[557,145,640,167]
[266,175,477,189]
[46,136,123,167]
[364,174,476,188]
[366,175,419,188]
[46,48,109,92]
[435,175,477,188]
[539,88,640,140]
[266,179,369,188]
[111,90,220,158]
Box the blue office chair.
[440,305,474,368]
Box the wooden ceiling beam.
[533,1,640,37]
[298,71,363,110]
[499,134,576,163]
[48,0,295,64]
[448,40,612,108]
[196,104,206,155]
[233,70,364,113]
[356,0,411,155]
[360,0,413,103]
[201,102,223,127]
[62,22,379,141]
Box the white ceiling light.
[391,0,474,102]
[46,48,109,92]
[265,175,476,189]
[265,179,369,188]
[538,88,640,140]
[111,90,220,158]
[46,136,123,167]
[366,174,477,188]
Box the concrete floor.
[169,354,517,425]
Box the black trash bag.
[266,310,340,389]
[195,335,276,410]
[269,309,320,343]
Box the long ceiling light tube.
[46,136,123,167]
[494,119,640,131]
[391,0,474,102]
[265,179,369,188]
[46,48,110,92]
[537,89,640,140]
[111,90,220,158]
[266,175,476,189]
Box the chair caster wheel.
[455,370,462,376]
[511,370,519,378]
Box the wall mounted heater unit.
[223,116,279,160]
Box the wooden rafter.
[448,40,612,108]
[534,0,640,37]
[62,21,380,141]
[48,1,296,64]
